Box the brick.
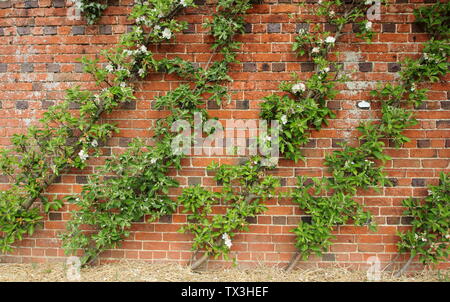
[243,62,257,72]
[388,63,401,72]
[21,63,34,73]
[17,27,31,35]
[72,26,85,35]
[359,62,372,72]
[267,23,281,33]
[44,26,57,35]
[382,23,396,33]
[272,63,285,72]
[16,101,29,110]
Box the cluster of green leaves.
[397,173,449,265]
[76,0,108,25]
[178,157,279,260]
[0,0,193,253]
[61,0,255,265]
[291,176,375,260]
[413,0,449,38]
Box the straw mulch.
[0,261,447,282]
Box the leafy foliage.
[178,158,279,260]
[397,173,450,265]
[0,0,194,253]
[75,0,108,25]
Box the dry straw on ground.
[0,261,447,282]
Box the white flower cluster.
[78,149,89,161]
[291,82,306,94]
[280,115,288,125]
[365,21,372,31]
[325,36,335,44]
[105,64,114,73]
[91,139,98,148]
[222,233,232,249]
[180,0,188,7]
[162,28,172,40]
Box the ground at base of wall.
[0,261,448,282]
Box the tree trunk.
[285,252,301,273]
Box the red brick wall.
[0,0,449,271]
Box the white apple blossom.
[222,233,232,249]
[78,149,89,161]
[280,115,288,125]
[311,47,320,53]
[91,139,98,148]
[105,64,114,72]
[150,158,157,164]
[180,0,188,7]
[162,28,172,40]
[365,21,372,30]
[139,45,148,54]
[291,82,306,94]
[138,68,145,77]
[329,11,335,17]
[325,36,336,44]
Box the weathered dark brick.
[236,100,249,109]
[72,26,85,35]
[245,216,257,224]
[52,0,65,8]
[244,23,252,33]
[76,176,88,184]
[411,178,426,187]
[25,1,39,8]
[207,100,220,109]
[382,23,396,33]
[21,63,34,73]
[359,62,372,72]
[273,216,287,225]
[417,139,430,148]
[121,100,137,110]
[388,63,401,73]
[188,177,202,186]
[301,62,315,72]
[436,120,450,128]
[46,63,60,73]
[272,63,285,72]
[16,101,29,110]
[243,62,256,72]
[17,27,31,35]
[401,216,414,225]
[48,213,62,221]
[267,23,281,33]
[301,216,312,224]
[0,63,7,73]
[159,215,172,223]
[100,25,112,35]
[387,217,400,225]
[44,26,57,35]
